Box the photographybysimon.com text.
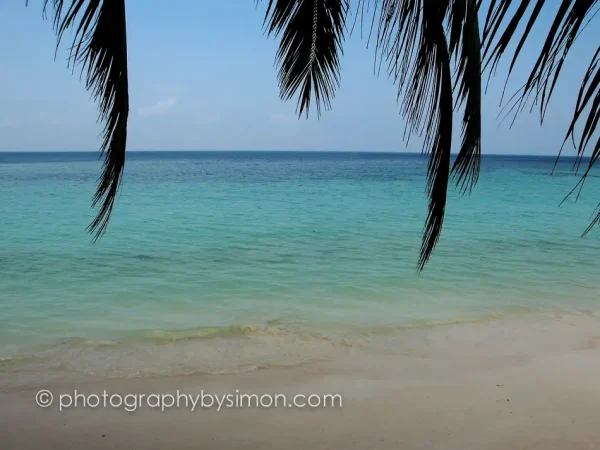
[35,389,343,412]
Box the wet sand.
[2,312,600,449]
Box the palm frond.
[362,0,600,265]
[563,48,600,171]
[368,1,454,269]
[413,1,453,270]
[482,0,600,232]
[563,48,600,233]
[25,0,599,265]
[263,0,349,117]
[41,0,129,239]
[373,0,421,100]
[450,0,481,193]
[368,1,458,269]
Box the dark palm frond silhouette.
[262,0,349,117]
[30,0,599,269]
[40,0,129,240]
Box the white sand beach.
[2,312,600,449]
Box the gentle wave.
[1,307,599,391]
[0,308,537,372]
[129,324,290,343]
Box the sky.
[0,0,597,154]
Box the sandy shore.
[2,312,600,449]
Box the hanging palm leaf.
[40,0,129,239]
[267,0,598,268]
[26,0,599,269]
[355,0,481,268]
[263,0,349,117]
[481,0,600,235]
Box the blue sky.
[0,0,596,154]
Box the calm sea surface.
[1,151,599,381]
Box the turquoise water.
[1,151,599,379]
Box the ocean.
[1,151,599,383]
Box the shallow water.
[1,151,599,380]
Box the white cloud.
[270,113,297,124]
[137,97,177,117]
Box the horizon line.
[0,149,579,158]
